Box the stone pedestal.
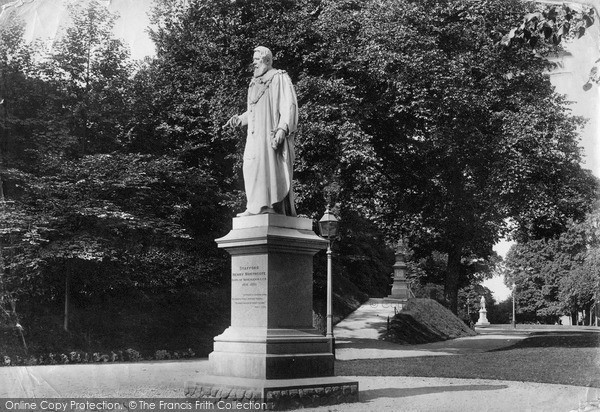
[185,215,358,410]
[476,309,490,326]
[185,376,358,410]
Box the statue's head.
[253,46,273,77]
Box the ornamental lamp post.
[512,283,517,329]
[319,206,339,355]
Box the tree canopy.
[505,204,600,322]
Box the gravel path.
[299,376,599,412]
[0,360,209,398]
[2,362,597,411]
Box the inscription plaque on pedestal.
[231,257,268,326]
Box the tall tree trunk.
[9,300,28,355]
[1,90,6,201]
[445,244,462,314]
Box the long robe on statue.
[238,69,298,215]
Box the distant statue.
[224,46,298,217]
[396,238,408,256]
[476,295,490,326]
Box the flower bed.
[1,348,196,366]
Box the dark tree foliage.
[505,204,600,323]
[42,2,132,156]
[0,2,229,347]
[301,0,595,312]
[144,0,393,294]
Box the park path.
[2,363,597,411]
[0,360,209,398]
[334,298,529,360]
[334,298,402,340]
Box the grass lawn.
[335,331,600,387]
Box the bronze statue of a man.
[225,46,298,217]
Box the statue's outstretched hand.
[223,115,241,129]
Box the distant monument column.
[185,215,359,409]
[386,239,411,302]
[476,295,490,327]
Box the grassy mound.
[383,298,476,344]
